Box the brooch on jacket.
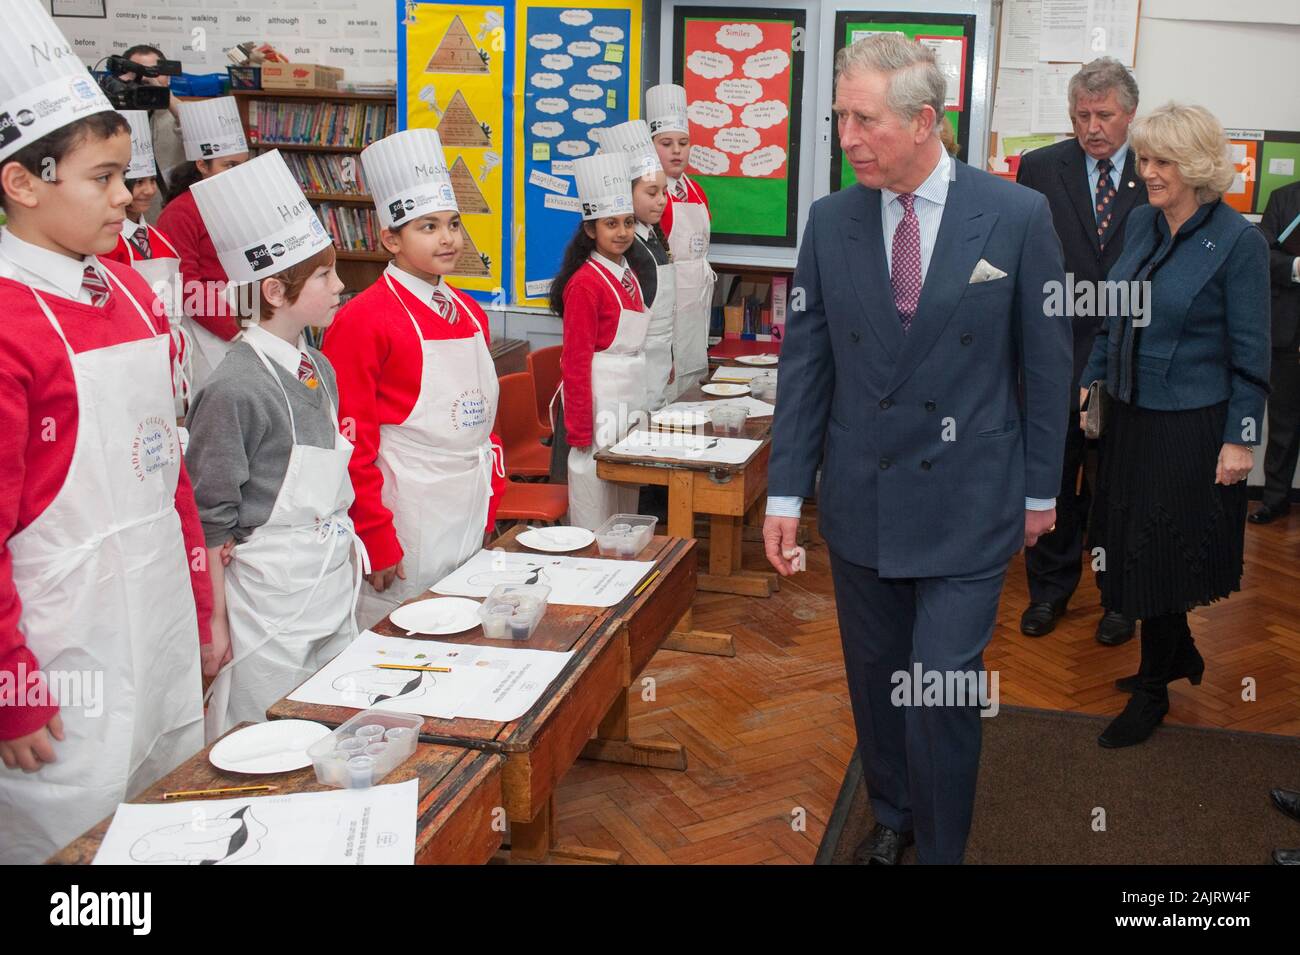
[1201,238,1216,251]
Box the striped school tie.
[674,179,687,200]
[296,353,315,383]
[129,228,152,259]
[620,268,637,303]
[82,265,111,307]
[431,290,455,322]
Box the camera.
[96,55,182,111]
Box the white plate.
[209,719,332,774]
[701,382,751,397]
[651,409,710,428]
[390,596,483,635]
[517,526,597,553]
[736,354,779,366]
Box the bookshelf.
[234,89,397,294]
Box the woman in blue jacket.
[1081,103,1270,748]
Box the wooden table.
[268,529,698,864]
[490,337,530,377]
[48,723,505,866]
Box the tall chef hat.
[572,152,633,221]
[179,96,248,162]
[595,119,662,181]
[361,128,458,231]
[645,84,689,138]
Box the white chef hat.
[120,110,157,179]
[361,128,458,231]
[0,0,114,162]
[179,97,248,162]
[190,150,332,284]
[595,119,662,181]
[645,84,689,137]
[572,152,633,221]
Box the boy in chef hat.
[322,128,506,629]
[0,0,211,864]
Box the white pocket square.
[968,259,1008,284]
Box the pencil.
[633,570,661,597]
[162,785,278,800]
[373,663,453,673]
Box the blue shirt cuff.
[766,495,803,518]
[1025,497,1056,511]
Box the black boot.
[1099,616,1181,748]
[1116,623,1204,692]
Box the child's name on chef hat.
[179,97,249,162]
[572,152,634,221]
[361,128,459,232]
[595,119,662,181]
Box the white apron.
[0,270,203,865]
[182,276,238,397]
[637,231,677,412]
[355,277,501,629]
[566,260,651,530]
[667,186,715,400]
[203,343,367,742]
[122,225,190,415]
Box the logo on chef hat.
[71,79,99,102]
[244,243,275,271]
[200,142,217,157]
[0,113,21,149]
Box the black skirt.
[1091,400,1247,620]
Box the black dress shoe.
[1098,690,1169,748]
[1115,645,1205,692]
[1273,848,1300,865]
[1270,788,1300,824]
[1248,503,1291,525]
[1020,599,1068,637]
[852,823,914,865]
[1095,611,1136,646]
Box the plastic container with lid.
[307,709,422,789]
[709,404,749,435]
[594,513,658,557]
[478,583,550,640]
[749,372,778,402]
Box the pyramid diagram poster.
[424,14,492,73]
[449,155,493,214]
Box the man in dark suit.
[763,35,1071,864]
[1249,180,1300,524]
[1015,58,1147,645]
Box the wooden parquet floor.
[552,509,1300,864]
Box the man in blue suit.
[764,35,1072,864]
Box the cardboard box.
[260,63,344,91]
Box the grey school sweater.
[185,341,342,547]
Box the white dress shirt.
[385,261,456,320]
[0,227,105,304]
[1085,142,1128,207]
[590,250,633,288]
[243,323,309,378]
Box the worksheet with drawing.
[433,549,656,606]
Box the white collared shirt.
[0,227,104,304]
[666,174,692,199]
[244,323,309,378]
[590,250,633,288]
[881,150,954,283]
[122,217,145,240]
[1086,142,1128,204]
[634,221,651,240]
[385,261,455,320]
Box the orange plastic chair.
[494,482,569,527]
[527,345,562,438]
[495,372,552,478]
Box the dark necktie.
[1094,157,1118,249]
[129,227,152,259]
[891,193,921,332]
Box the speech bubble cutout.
[531,72,564,90]
[715,23,764,51]
[715,78,762,106]
[740,99,788,130]
[567,40,601,58]
[559,9,593,27]
[587,63,621,82]
[744,48,790,80]
[531,121,565,138]
[529,33,563,51]
[573,107,607,125]
[714,126,761,155]
[590,25,624,43]
[535,97,569,115]
[557,139,591,157]
[687,50,734,80]
[541,53,573,71]
[588,128,603,143]
[568,83,603,101]
[687,100,733,129]
[689,145,730,176]
[741,145,787,177]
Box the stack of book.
[317,203,381,252]
[281,151,372,196]
[247,101,396,148]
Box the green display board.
[831,11,976,193]
[1258,135,1300,215]
[672,6,806,246]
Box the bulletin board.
[829,12,978,193]
[1224,128,1300,217]
[511,0,643,307]
[670,6,805,247]
[398,0,513,302]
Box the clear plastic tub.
[749,373,778,402]
[308,709,422,789]
[594,514,658,557]
[477,583,550,640]
[709,405,749,435]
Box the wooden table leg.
[698,513,778,597]
[660,470,737,656]
[509,796,623,865]
[580,689,688,770]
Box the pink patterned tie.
[82,265,111,307]
[129,227,152,259]
[431,290,455,322]
[891,194,921,332]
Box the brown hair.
[258,244,337,321]
[1,112,130,211]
